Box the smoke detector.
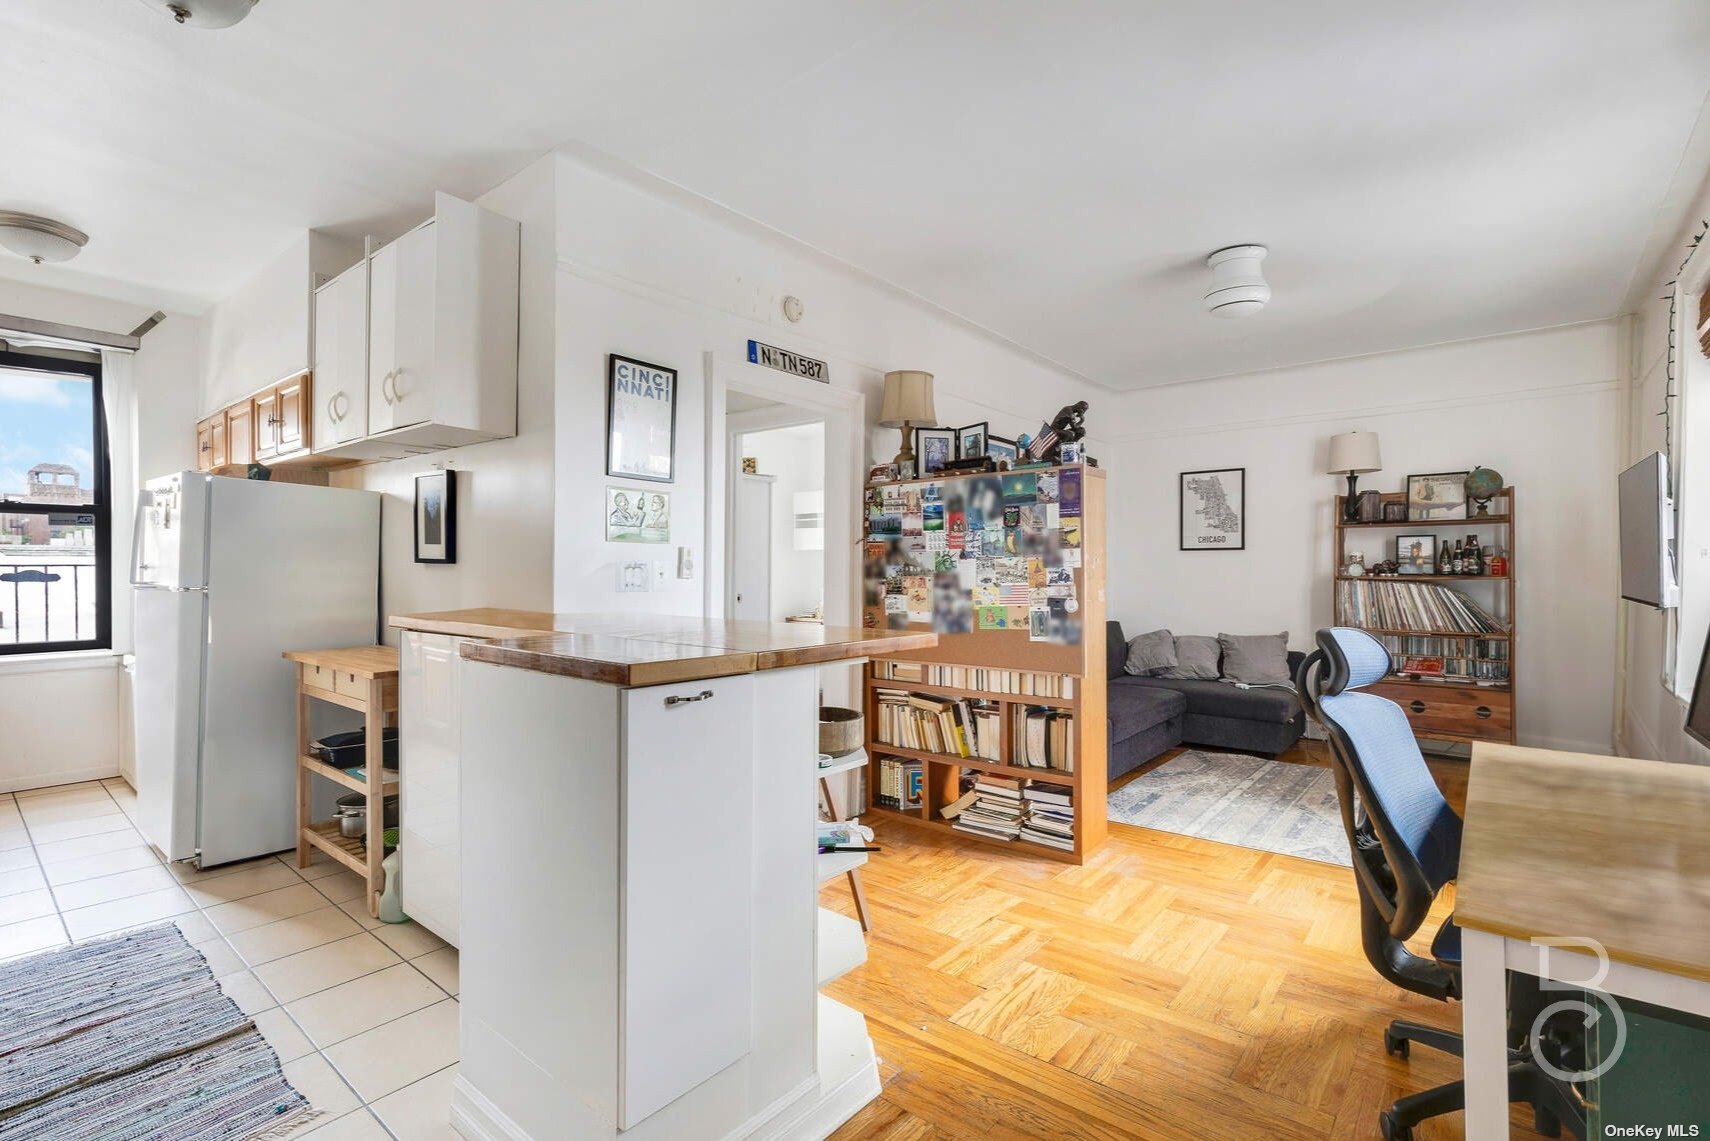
[136,0,258,27]
[1204,245,1271,318]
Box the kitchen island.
[420,613,934,1141]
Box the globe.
[1465,467,1503,514]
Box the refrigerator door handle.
[128,489,155,587]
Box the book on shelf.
[874,661,1075,699]
[875,756,923,810]
[1005,707,1075,772]
[1369,633,1510,683]
[945,774,1075,850]
[873,688,1003,760]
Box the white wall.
[0,277,202,789]
[550,152,1109,618]
[1103,321,1623,756]
[331,157,557,637]
[737,423,824,621]
[1618,181,1710,765]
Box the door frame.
[704,352,863,629]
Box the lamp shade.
[879,370,935,428]
[1326,431,1382,475]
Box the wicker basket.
[818,707,863,757]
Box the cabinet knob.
[1409,700,1426,714]
[1475,706,1493,719]
[664,690,715,707]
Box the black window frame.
[0,348,111,655]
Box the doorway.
[728,418,825,623]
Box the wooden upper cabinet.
[254,386,281,460]
[276,372,308,454]
[225,402,255,468]
[195,418,215,471]
[208,414,229,470]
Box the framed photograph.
[915,427,956,475]
[414,470,457,564]
[606,354,677,483]
[1396,534,1437,574]
[607,486,671,543]
[1179,468,1245,551]
[986,435,1020,468]
[1407,471,1468,521]
[1354,490,1382,523]
[866,463,898,485]
[1380,494,1409,522]
[956,422,989,461]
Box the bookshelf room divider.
[862,463,1108,863]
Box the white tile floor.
[0,778,459,1139]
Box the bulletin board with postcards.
[863,463,1105,675]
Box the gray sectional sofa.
[1104,620,1307,781]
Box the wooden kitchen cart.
[283,645,400,916]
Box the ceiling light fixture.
[0,212,89,265]
[1204,244,1271,318]
[135,0,258,28]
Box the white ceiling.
[4,2,1710,388]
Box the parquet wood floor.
[824,741,1542,1140]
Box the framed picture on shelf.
[1396,534,1437,574]
[413,470,457,564]
[1179,467,1245,551]
[915,427,956,475]
[605,354,677,483]
[1355,490,1383,522]
[1407,471,1469,520]
[986,435,1019,468]
[607,486,671,543]
[1380,494,1409,522]
[956,422,989,461]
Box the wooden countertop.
[392,610,938,687]
[281,644,400,678]
[1458,742,1710,983]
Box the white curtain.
[100,348,138,655]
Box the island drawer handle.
[1409,700,1426,714]
[1475,706,1492,719]
[665,690,715,707]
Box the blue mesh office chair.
[1296,627,1585,1140]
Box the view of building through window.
[0,364,105,648]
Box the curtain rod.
[0,311,143,352]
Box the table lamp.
[1327,431,1382,521]
[879,370,936,476]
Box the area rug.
[1107,750,1351,866]
[0,923,316,1140]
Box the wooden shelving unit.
[862,463,1107,864]
[1332,487,1517,746]
[283,645,401,916]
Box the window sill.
[0,649,123,676]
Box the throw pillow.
[1159,634,1221,680]
[1218,632,1292,686]
[1123,629,1177,676]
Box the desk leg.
[1462,927,1509,1140]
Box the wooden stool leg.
[366,677,385,917]
[846,868,872,933]
[295,671,311,868]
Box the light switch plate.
[652,561,669,590]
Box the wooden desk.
[1458,743,1710,1138]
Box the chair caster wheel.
[1380,1110,1413,1141]
[1384,1029,1410,1059]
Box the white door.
[730,473,772,620]
[619,675,755,1128]
[400,631,462,946]
[313,262,369,449]
[370,222,435,434]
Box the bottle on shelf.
[1488,547,1508,577]
[1465,535,1482,576]
[1438,540,1455,575]
[1450,540,1464,575]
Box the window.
[0,349,109,654]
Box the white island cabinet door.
[399,631,461,945]
[619,675,755,1129]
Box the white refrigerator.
[130,472,380,868]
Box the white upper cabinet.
[320,192,519,459]
[311,259,370,451]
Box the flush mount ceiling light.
[135,0,258,27]
[0,212,89,265]
[1204,244,1271,317]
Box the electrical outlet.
[618,561,650,593]
[652,561,668,590]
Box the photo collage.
[864,468,1084,644]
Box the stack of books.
[874,661,1076,698]
[874,689,1001,759]
[1019,781,1075,851]
[875,756,923,810]
[940,773,1024,841]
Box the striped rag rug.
[0,923,316,1140]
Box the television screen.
[1618,452,1680,609]
[1687,627,1710,750]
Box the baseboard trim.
[0,765,120,794]
[768,1056,881,1141]
[450,1076,529,1141]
